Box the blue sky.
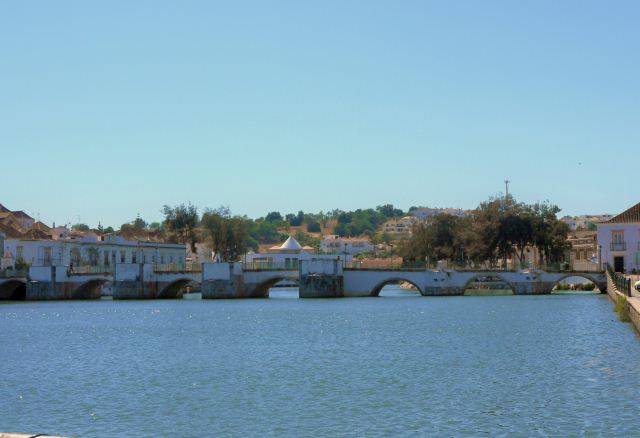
[1,1,638,228]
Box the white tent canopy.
[269,235,303,252]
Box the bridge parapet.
[26,265,110,300]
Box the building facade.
[2,234,187,269]
[320,235,375,255]
[567,230,599,271]
[597,202,640,273]
[382,216,419,238]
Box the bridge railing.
[153,262,202,273]
[0,267,28,278]
[68,265,113,275]
[344,261,430,271]
[606,263,631,297]
[243,262,298,271]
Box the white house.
[597,202,640,273]
[382,216,419,238]
[2,234,187,268]
[320,235,375,255]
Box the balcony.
[610,242,626,251]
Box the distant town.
[1,198,638,277]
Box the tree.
[103,226,115,234]
[71,223,90,231]
[132,215,147,230]
[201,207,249,262]
[306,221,321,233]
[162,203,199,252]
[265,211,283,223]
[376,204,404,218]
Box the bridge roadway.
[0,260,607,300]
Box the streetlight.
[598,244,602,271]
[461,244,465,267]
[343,242,348,267]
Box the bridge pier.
[201,263,243,298]
[202,263,302,298]
[25,266,105,300]
[112,264,199,299]
[299,260,344,298]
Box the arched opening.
[551,275,603,294]
[158,279,194,299]
[73,279,108,299]
[252,277,299,298]
[463,274,515,296]
[371,278,423,297]
[0,280,27,300]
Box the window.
[71,248,81,265]
[132,252,137,264]
[612,230,624,243]
[104,251,110,266]
[16,246,24,260]
[43,247,52,265]
[120,251,126,263]
[611,230,626,251]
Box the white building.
[2,234,187,268]
[597,202,640,273]
[320,235,375,255]
[245,236,343,267]
[410,207,467,221]
[382,216,419,238]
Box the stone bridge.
[112,264,200,299]
[27,266,112,300]
[2,264,200,300]
[342,267,607,297]
[0,270,28,300]
[201,263,299,298]
[2,260,607,300]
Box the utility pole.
[504,179,510,201]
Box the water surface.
[1,291,639,437]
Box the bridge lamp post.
[598,244,602,270]
[343,243,348,267]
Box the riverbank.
[606,274,640,333]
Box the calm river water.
[2,289,640,437]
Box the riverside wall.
[606,272,640,334]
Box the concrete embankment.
[606,273,640,333]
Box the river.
[1,288,640,436]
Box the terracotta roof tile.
[606,202,640,224]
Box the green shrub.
[615,295,630,322]
[14,257,31,271]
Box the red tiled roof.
[606,202,640,224]
[11,210,33,220]
[0,222,23,238]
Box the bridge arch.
[157,278,197,299]
[73,278,109,299]
[253,275,299,298]
[551,273,605,293]
[370,278,423,297]
[0,279,27,300]
[462,273,516,295]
